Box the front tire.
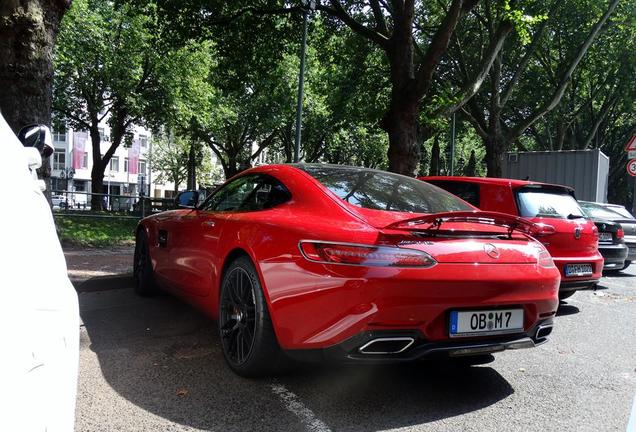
[133,230,158,296]
[622,260,632,270]
[219,256,281,377]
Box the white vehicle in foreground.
[0,112,79,431]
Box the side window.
[428,181,480,208]
[201,174,291,212]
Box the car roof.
[421,176,574,192]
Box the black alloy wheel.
[220,266,257,365]
[219,256,281,377]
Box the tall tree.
[0,0,70,131]
[0,0,71,195]
[140,0,518,175]
[54,0,182,209]
[452,0,619,176]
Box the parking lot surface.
[75,264,636,431]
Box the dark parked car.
[580,201,635,270]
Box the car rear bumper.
[262,262,560,350]
[553,254,603,291]
[285,319,554,363]
[624,240,636,261]
[598,243,628,270]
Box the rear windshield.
[603,205,635,220]
[298,164,473,214]
[516,188,585,219]
[579,202,625,220]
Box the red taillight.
[532,223,556,236]
[299,241,437,268]
[617,228,624,239]
[538,250,555,268]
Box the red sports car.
[134,164,560,376]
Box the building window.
[51,177,63,192]
[74,180,86,192]
[139,160,146,174]
[110,156,119,172]
[53,131,67,142]
[53,148,66,170]
[82,152,88,168]
[139,135,148,148]
[99,127,110,142]
[124,158,129,172]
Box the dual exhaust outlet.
[357,323,553,356]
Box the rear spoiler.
[384,211,544,237]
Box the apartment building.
[50,121,271,206]
[50,123,177,205]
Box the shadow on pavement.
[556,302,580,317]
[79,285,514,431]
[76,274,135,293]
[603,271,636,278]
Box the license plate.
[598,232,613,242]
[565,263,593,277]
[449,309,524,337]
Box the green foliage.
[54,0,636,203]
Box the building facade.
[50,123,177,208]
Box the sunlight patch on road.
[270,383,332,432]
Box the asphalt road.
[75,267,636,432]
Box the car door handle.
[202,220,216,228]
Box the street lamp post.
[294,0,315,163]
[59,167,75,208]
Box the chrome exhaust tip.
[535,323,553,341]
[358,337,415,355]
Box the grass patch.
[56,215,139,247]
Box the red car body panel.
[420,176,603,290]
[138,165,560,355]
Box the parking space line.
[627,395,636,432]
[270,383,332,432]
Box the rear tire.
[219,256,282,377]
[558,290,576,300]
[133,230,158,296]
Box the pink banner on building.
[128,138,140,174]
[72,131,88,169]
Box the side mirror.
[17,124,54,158]
[175,190,199,209]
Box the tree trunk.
[384,101,420,175]
[89,125,105,210]
[187,141,196,189]
[0,0,70,198]
[484,134,506,178]
[464,149,477,176]
[429,135,441,176]
[0,0,68,131]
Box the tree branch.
[52,107,91,131]
[369,0,389,35]
[510,0,620,139]
[415,0,479,98]
[437,19,513,116]
[500,18,549,107]
[317,1,389,48]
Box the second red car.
[421,176,603,299]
